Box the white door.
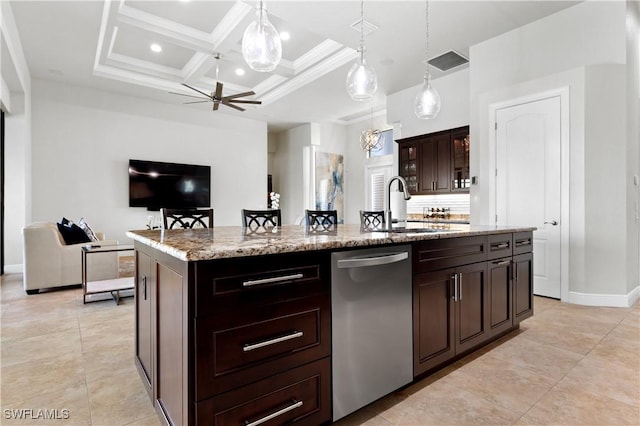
[495,96,561,299]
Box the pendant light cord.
[424,0,430,76]
[360,0,365,48]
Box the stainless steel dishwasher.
[331,245,413,421]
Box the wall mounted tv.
[129,159,211,211]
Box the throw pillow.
[77,217,99,242]
[57,221,91,245]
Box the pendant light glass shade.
[346,0,377,101]
[414,0,440,119]
[414,72,441,119]
[242,1,282,72]
[346,47,378,101]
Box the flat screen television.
[128,159,211,211]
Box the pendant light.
[346,0,377,101]
[360,104,383,152]
[414,0,441,119]
[242,0,282,72]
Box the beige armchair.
[22,222,119,294]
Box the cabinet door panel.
[451,127,470,192]
[419,139,436,193]
[514,252,534,323]
[435,135,451,192]
[195,295,330,399]
[135,249,152,397]
[455,262,489,353]
[196,358,330,426]
[414,269,455,376]
[488,258,513,336]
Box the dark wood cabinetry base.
[133,230,533,425]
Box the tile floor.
[1,270,638,425]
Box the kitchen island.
[127,223,535,426]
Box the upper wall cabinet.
[396,126,470,195]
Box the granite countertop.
[126,224,535,262]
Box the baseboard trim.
[3,264,23,274]
[568,287,640,308]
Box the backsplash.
[406,194,470,215]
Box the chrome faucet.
[386,176,412,229]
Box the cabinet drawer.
[513,232,533,255]
[195,251,330,316]
[413,236,486,274]
[196,357,331,426]
[195,295,330,399]
[487,233,513,260]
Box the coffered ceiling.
[7,0,582,131]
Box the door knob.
[544,220,558,226]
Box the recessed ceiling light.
[150,43,162,53]
[235,68,246,76]
[280,31,290,41]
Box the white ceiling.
[7,0,581,132]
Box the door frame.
[488,87,570,302]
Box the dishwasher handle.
[336,251,409,269]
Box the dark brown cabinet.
[413,231,533,377]
[488,257,513,337]
[420,133,451,193]
[399,142,418,193]
[196,358,330,426]
[413,262,488,376]
[134,244,332,426]
[450,128,471,191]
[135,249,153,399]
[397,125,470,195]
[413,236,490,376]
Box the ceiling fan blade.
[213,101,219,111]
[215,82,223,99]
[181,83,213,99]
[227,99,262,105]
[224,91,256,100]
[222,101,245,112]
[184,101,212,104]
[169,92,210,100]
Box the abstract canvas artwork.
[315,152,344,223]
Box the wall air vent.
[428,50,469,72]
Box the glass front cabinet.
[397,126,470,195]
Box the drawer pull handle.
[243,331,304,352]
[245,400,303,426]
[243,273,304,287]
[493,260,511,266]
[492,242,509,249]
[516,239,531,247]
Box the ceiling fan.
[170,53,262,112]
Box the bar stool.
[359,210,385,230]
[161,208,214,229]
[241,209,282,229]
[305,209,338,231]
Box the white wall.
[583,65,628,295]
[387,68,470,140]
[272,122,348,224]
[469,0,636,303]
[1,0,32,268]
[29,80,267,249]
[4,95,31,266]
[272,124,311,224]
[344,112,390,224]
[626,0,640,295]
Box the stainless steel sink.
[370,227,447,234]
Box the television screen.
[129,159,211,211]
